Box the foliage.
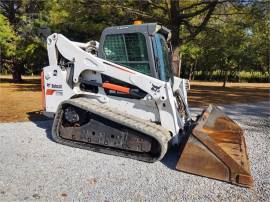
[0,0,268,84]
[181,1,269,85]
[0,14,18,57]
[193,70,269,83]
[0,0,48,81]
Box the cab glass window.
[103,33,150,75]
[152,33,171,81]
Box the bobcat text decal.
[46,83,63,96]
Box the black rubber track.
[52,97,171,162]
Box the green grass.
[192,70,269,82]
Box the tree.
[0,14,17,59]
[1,0,268,83]
[0,13,19,80]
[180,41,202,80]
[93,0,223,76]
[0,0,47,82]
[180,0,269,86]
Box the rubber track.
[52,97,171,162]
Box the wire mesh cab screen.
[103,33,151,75]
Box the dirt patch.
[0,76,49,122]
[0,76,269,122]
[189,81,270,107]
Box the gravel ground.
[0,101,269,201]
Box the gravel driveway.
[0,102,269,201]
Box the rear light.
[41,70,45,110]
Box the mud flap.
[176,105,253,187]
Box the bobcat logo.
[151,84,161,93]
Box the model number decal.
[46,83,62,89]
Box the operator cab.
[98,23,172,82]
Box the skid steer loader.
[41,23,253,187]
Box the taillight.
[41,70,45,110]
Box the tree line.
[0,0,269,86]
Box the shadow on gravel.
[192,101,270,121]
[161,146,180,170]
[27,114,183,172]
[27,111,54,140]
[26,101,270,173]
[30,118,53,141]
[223,102,270,119]
[27,111,51,122]
[27,112,54,141]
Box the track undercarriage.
[52,97,171,162]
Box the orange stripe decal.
[46,89,56,95]
[102,82,130,94]
[41,71,46,109]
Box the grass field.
[0,76,48,122]
[0,76,269,122]
[189,81,270,107]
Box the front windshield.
[152,33,171,81]
[103,33,151,75]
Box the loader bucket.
[176,105,253,187]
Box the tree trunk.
[192,59,197,80]
[222,70,228,88]
[12,62,22,83]
[171,46,180,76]
[169,0,181,77]
[188,63,193,81]
[202,69,207,80]
[209,70,213,81]
[219,69,223,81]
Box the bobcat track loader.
[42,23,253,187]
